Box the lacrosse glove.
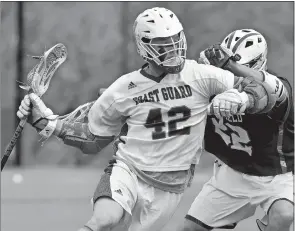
[17,93,58,141]
[199,44,241,69]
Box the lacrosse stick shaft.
[1,118,27,171]
[1,43,67,171]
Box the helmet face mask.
[134,7,187,74]
[140,31,187,70]
[221,29,268,71]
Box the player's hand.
[208,89,249,119]
[198,44,241,69]
[17,94,32,119]
[17,93,58,125]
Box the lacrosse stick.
[57,87,107,124]
[58,101,95,124]
[1,43,67,171]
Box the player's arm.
[17,85,123,154]
[223,59,264,81]
[224,59,287,103]
[214,55,289,121]
[32,116,115,155]
[194,63,276,116]
[198,44,264,81]
[200,43,287,105]
[198,45,288,117]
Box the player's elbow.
[80,141,102,154]
[63,135,114,155]
[80,137,115,155]
[243,79,279,114]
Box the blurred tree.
[14,1,24,166]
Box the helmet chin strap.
[145,58,185,76]
[145,61,166,77]
[163,61,185,74]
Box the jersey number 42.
[144,106,191,140]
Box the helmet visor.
[140,31,187,67]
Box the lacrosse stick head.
[24,43,67,97]
[58,101,95,123]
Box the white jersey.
[88,59,235,172]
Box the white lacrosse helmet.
[221,29,268,71]
[133,7,187,74]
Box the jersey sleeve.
[259,72,290,121]
[192,63,235,98]
[260,71,286,102]
[88,81,124,137]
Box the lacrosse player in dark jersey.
[179,29,293,231]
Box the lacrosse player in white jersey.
[17,8,280,231]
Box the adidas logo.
[128,81,137,90]
[114,189,123,196]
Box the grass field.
[0,166,287,231]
